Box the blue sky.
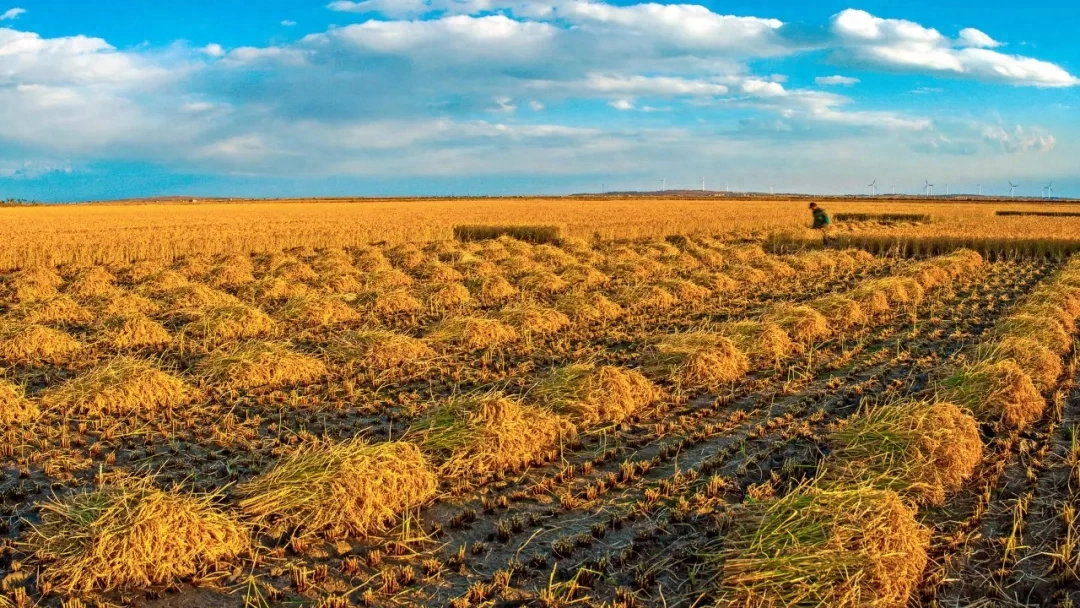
[1,1,1078,201]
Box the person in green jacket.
[809,202,833,244]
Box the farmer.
[809,202,833,244]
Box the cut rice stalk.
[0,324,83,365]
[943,360,1045,429]
[327,330,434,376]
[641,332,749,391]
[42,357,192,416]
[706,486,929,608]
[809,295,868,331]
[23,478,248,593]
[12,295,93,326]
[237,439,436,538]
[196,341,327,390]
[357,289,423,316]
[426,316,519,350]
[277,294,360,328]
[554,293,624,323]
[976,337,1062,392]
[822,400,982,506]
[412,394,575,479]
[101,315,172,350]
[718,320,798,365]
[533,363,660,425]
[496,304,570,338]
[763,304,831,344]
[0,379,39,425]
[181,304,276,345]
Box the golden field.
[0,198,1079,607]
[2,197,1080,269]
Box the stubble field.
[1,197,1080,608]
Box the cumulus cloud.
[0,1,1072,191]
[815,75,859,86]
[831,9,1078,87]
[0,7,25,20]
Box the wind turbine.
[891,185,896,195]
[976,184,982,196]
[702,177,706,192]
[945,184,949,196]
[770,184,775,195]
[661,179,666,192]
[924,180,934,196]
[867,179,877,196]
[1045,182,1054,198]
[1009,181,1018,196]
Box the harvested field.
[2,204,1079,608]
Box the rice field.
[1,197,1080,607]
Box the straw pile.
[327,330,434,374]
[357,288,423,316]
[277,295,360,328]
[23,478,248,593]
[497,304,570,338]
[43,357,192,416]
[764,304,831,344]
[0,324,83,365]
[101,315,172,349]
[181,304,276,344]
[413,394,575,479]
[822,400,982,506]
[426,316,520,350]
[707,487,928,608]
[0,379,39,425]
[641,332,749,391]
[718,321,798,365]
[943,360,1045,429]
[533,363,660,424]
[196,341,327,390]
[555,293,625,323]
[237,439,437,537]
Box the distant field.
[2,197,1080,269]
[2,198,1080,607]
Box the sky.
[1,1,1078,201]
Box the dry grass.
[237,439,437,538]
[993,313,1073,354]
[5,268,63,302]
[532,363,660,425]
[101,315,172,350]
[277,294,360,328]
[453,224,561,244]
[196,341,327,390]
[42,357,192,416]
[159,284,241,311]
[426,316,519,350]
[822,400,982,506]
[0,324,83,365]
[707,486,928,608]
[943,360,1045,429]
[641,332,749,391]
[412,394,575,479]
[240,276,310,303]
[518,270,569,295]
[560,265,610,290]
[23,477,248,593]
[0,379,39,425]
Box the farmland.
[1,197,1080,607]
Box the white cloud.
[609,99,634,110]
[326,0,495,19]
[0,7,25,20]
[491,96,517,112]
[815,75,859,86]
[281,20,296,26]
[583,74,730,97]
[981,124,1056,153]
[200,43,225,58]
[831,9,1078,87]
[528,100,545,111]
[957,28,1000,48]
